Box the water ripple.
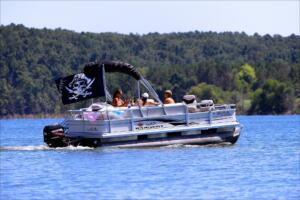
[0,116,299,199]
[0,145,93,151]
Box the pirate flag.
[55,69,105,104]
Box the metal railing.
[65,103,237,134]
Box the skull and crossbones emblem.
[65,73,95,100]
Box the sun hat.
[142,92,149,98]
[165,90,172,95]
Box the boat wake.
[0,143,233,151]
[0,145,94,151]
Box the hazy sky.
[1,1,299,36]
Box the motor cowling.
[43,124,68,147]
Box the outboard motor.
[43,124,68,147]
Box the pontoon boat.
[43,61,242,148]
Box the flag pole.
[102,64,111,133]
[102,64,107,102]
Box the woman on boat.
[140,93,160,106]
[112,89,130,107]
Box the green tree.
[234,63,257,112]
[189,83,228,104]
[234,63,257,92]
[249,79,294,114]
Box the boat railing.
[214,104,236,110]
[65,103,236,133]
[66,103,236,120]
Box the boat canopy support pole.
[102,64,111,133]
[162,105,167,115]
[137,81,141,99]
[138,105,144,117]
[137,80,145,117]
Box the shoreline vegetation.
[0,24,299,117]
[1,114,64,119]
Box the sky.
[1,0,299,36]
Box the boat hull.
[101,128,241,148]
[43,125,241,148]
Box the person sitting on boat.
[136,93,159,106]
[164,90,175,104]
[112,89,130,107]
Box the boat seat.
[182,95,200,113]
[198,100,215,112]
[183,95,196,104]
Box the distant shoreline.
[0,114,64,119]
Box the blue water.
[0,116,299,199]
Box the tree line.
[0,24,299,117]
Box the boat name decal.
[135,124,164,131]
[135,122,164,131]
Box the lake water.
[0,116,299,199]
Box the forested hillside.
[0,24,299,117]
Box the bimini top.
[56,60,162,105]
[84,61,142,80]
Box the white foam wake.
[0,145,94,151]
[55,146,94,150]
